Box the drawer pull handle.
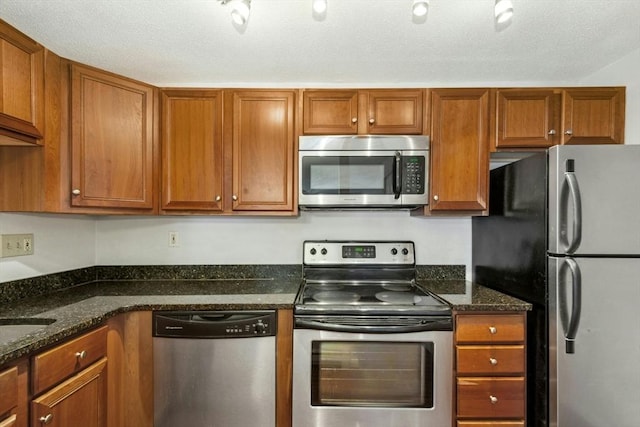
[489,357,498,365]
[40,414,54,424]
[75,350,87,360]
[489,395,498,404]
[489,326,497,334]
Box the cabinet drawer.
[457,377,525,419]
[457,345,525,375]
[32,326,107,394]
[0,366,18,415]
[0,414,16,427]
[456,315,524,344]
[458,422,525,427]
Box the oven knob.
[402,248,409,255]
[321,248,327,255]
[391,248,398,255]
[310,248,317,255]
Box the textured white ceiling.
[1,0,639,87]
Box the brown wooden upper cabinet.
[70,64,156,210]
[0,19,44,146]
[230,90,296,213]
[493,87,624,150]
[493,89,561,150]
[428,88,489,213]
[562,87,625,145]
[302,89,424,135]
[161,90,224,212]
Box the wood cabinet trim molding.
[0,19,45,145]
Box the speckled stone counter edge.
[1,264,464,304]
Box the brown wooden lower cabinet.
[455,312,527,426]
[31,358,107,427]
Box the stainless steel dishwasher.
[153,310,277,427]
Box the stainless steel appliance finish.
[298,135,429,208]
[293,240,453,427]
[473,145,640,427]
[153,311,276,427]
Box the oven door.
[292,328,452,427]
[299,150,428,207]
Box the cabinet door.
[366,89,423,134]
[494,89,560,149]
[231,91,295,211]
[303,90,358,134]
[161,90,223,211]
[31,359,107,427]
[70,64,155,209]
[430,89,489,211]
[562,87,624,145]
[0,20,44,145]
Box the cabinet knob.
[564,129,573,135]
[548,129,557,135]
[489,395,498,404]
[75,350,87,360]
[72,189,81,196]
[351,117,357,124]
[40,414,54,424]
[489,357,498,365]
[369,118,375,124]
[215,195,221,202]
[433,195,439,201]
[489,326,497,334]
[232,195,238,201]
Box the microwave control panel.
[402,156,425,194]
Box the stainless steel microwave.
[298,135,429,209]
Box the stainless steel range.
[293,240,453,427]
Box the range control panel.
[153,311,277,339]
[303,241,415,265]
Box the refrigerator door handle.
[559,257,582,354]
[560,170,583,254]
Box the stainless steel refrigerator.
[472,144,640,427]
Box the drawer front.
[0,414,17,427]
[457,377,525,419]
[0,366,18,415]
[32,326,107,394]
[456,314,525,344]
[457,345,525,375]
[458,422,525,427]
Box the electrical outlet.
[0,233,35,258]
[168,231,179,247]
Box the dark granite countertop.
[0,265,530,367]
[419,279,532,312]
[0,278,300,366]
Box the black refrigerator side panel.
[472,153,547,305]
[472,152,549,427]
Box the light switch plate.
[0,234,35,258]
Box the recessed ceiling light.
[495,0,514,24]
[312,0,327,14]
[412,0,429,18]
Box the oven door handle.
[393,151,402,199]
[295,318,452,333]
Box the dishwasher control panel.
[153,310,277,338]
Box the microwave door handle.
[393,151,402,199]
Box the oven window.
[301,156,394,194]
[311,341,434,408]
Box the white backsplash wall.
[95,212,471,275]
[0,213,96,283]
